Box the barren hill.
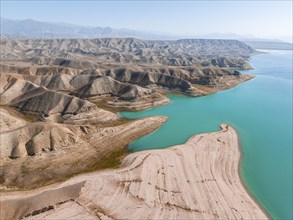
[0,37,255,190]
[1,37,254,60]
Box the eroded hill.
[0,37,254,190]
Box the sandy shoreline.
[0,124,268,219]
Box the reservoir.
[120,50,292,219]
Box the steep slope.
[0,73,119,123]
[70,76,152,100]
[20,74,152,100]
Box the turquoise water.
[120,50,292,219]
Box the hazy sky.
[1,0,292,38]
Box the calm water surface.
[120,50,292,219]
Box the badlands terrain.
[0,37,266,219]
[0,37,255,189]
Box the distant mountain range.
[1,17,292,49]
[244,40,292,50]
[0,17,175,40]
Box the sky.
[1,0,292,39]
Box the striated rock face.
[0,125,268,219]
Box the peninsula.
[0,125,268,219]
